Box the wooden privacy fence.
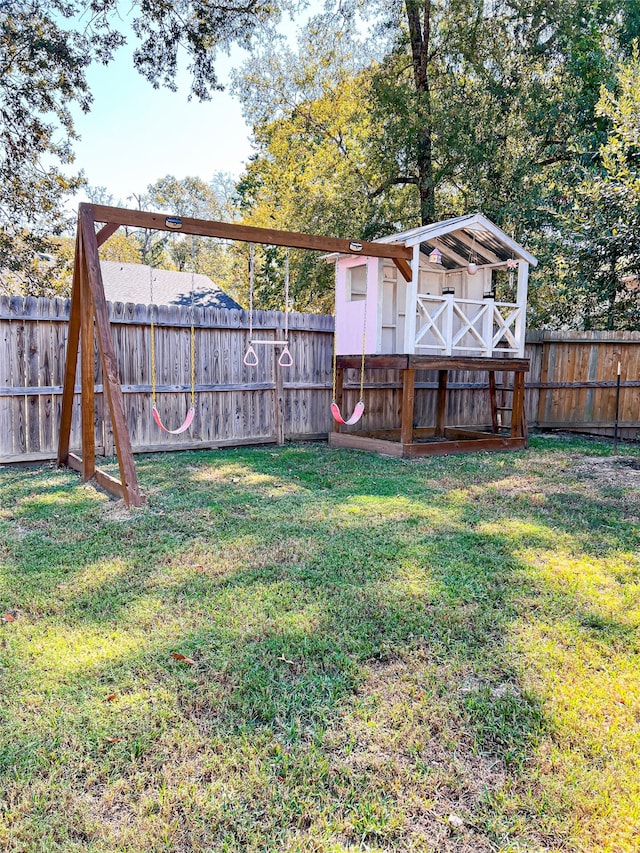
[525,330,640,440]
[1,296,639,463]
[0,295,334,463]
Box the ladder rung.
[496,406,513,411]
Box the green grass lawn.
[0,435,638,852]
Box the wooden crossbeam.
[88,204,413,262]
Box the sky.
[70,43,254,208]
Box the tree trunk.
[406,0,435,225]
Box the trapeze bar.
[250,339,289,346]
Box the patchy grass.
[0,434,638,852]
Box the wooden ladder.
[489,371,528,440]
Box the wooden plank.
[25,297,40,452]
[333,363,344,433]
[80,233,96,481]
[329,431,405,457]
[337,355,410,370]
[443,427,499,440]
[409,355,530,372]
[345,427,437,441]
[96,222,120,247]
[80,207,143,507]
[93,467,125,500]
[488,371,499,433]
[57,231,82,466]
[67,452,82,473]
[88,204,413,260]
[536,419,640,430]
[400,368,415,444]
[402,437,526,456]
[10,297,27,457]
[0,298,12,458]
[336,354,529,372]
[392,257,413,282]
[37,298,54,454]
[65,454,124,500]
[273,346,285,445]
[435,369,448,437]
[15,377,640,396]
[511,370,526,440]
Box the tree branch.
[368,175,419,200]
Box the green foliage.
[1,0,279,295]
[235,1,640,324]
[536,47,640,330]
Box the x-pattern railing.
[452,300,489,353]
[492,302,521,352]
[415,295,449,350]
[414,295,522,356]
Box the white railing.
[414,295,523,357]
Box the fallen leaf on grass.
[105,737,123,743]
[2,613,15,622]
[448,814,464,829]
[105,693,117,702]
[171,653,196,665]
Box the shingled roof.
[100,261,242,310]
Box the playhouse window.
[347,265,367,301]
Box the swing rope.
[278,250,293,368]
[330,263,367,426]
[149,232,196,434]
[243,245,293,368]
[243,244,258,367]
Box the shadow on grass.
[0,440,637,849]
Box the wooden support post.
[79,232,96,481]
[334,363,344,433]
[435,369,448,437]
[511,370,526,440]
[57,228,82,466]
[273,348,285,446]
[79,207,143,507]
[401,368,416,445]
[488,371,499,433]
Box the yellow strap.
[331,319,338,401]
[332,276,367,403]
[150,306,157,406]
[190,314,196,406]
[359,299,367,401]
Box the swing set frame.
[58,203,412,507]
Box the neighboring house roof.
[100,261,242,310]
[374,213,538,270]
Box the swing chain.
[243,244,257,367]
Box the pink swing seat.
[330,400,365,426]
[152,404,195,435]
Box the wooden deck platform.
[329,354,530,457]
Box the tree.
[235,1,640,320]
[553,48,640,330]
[0,0,281,292]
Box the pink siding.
[335,256,379,355]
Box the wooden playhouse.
[330,213,538,456]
